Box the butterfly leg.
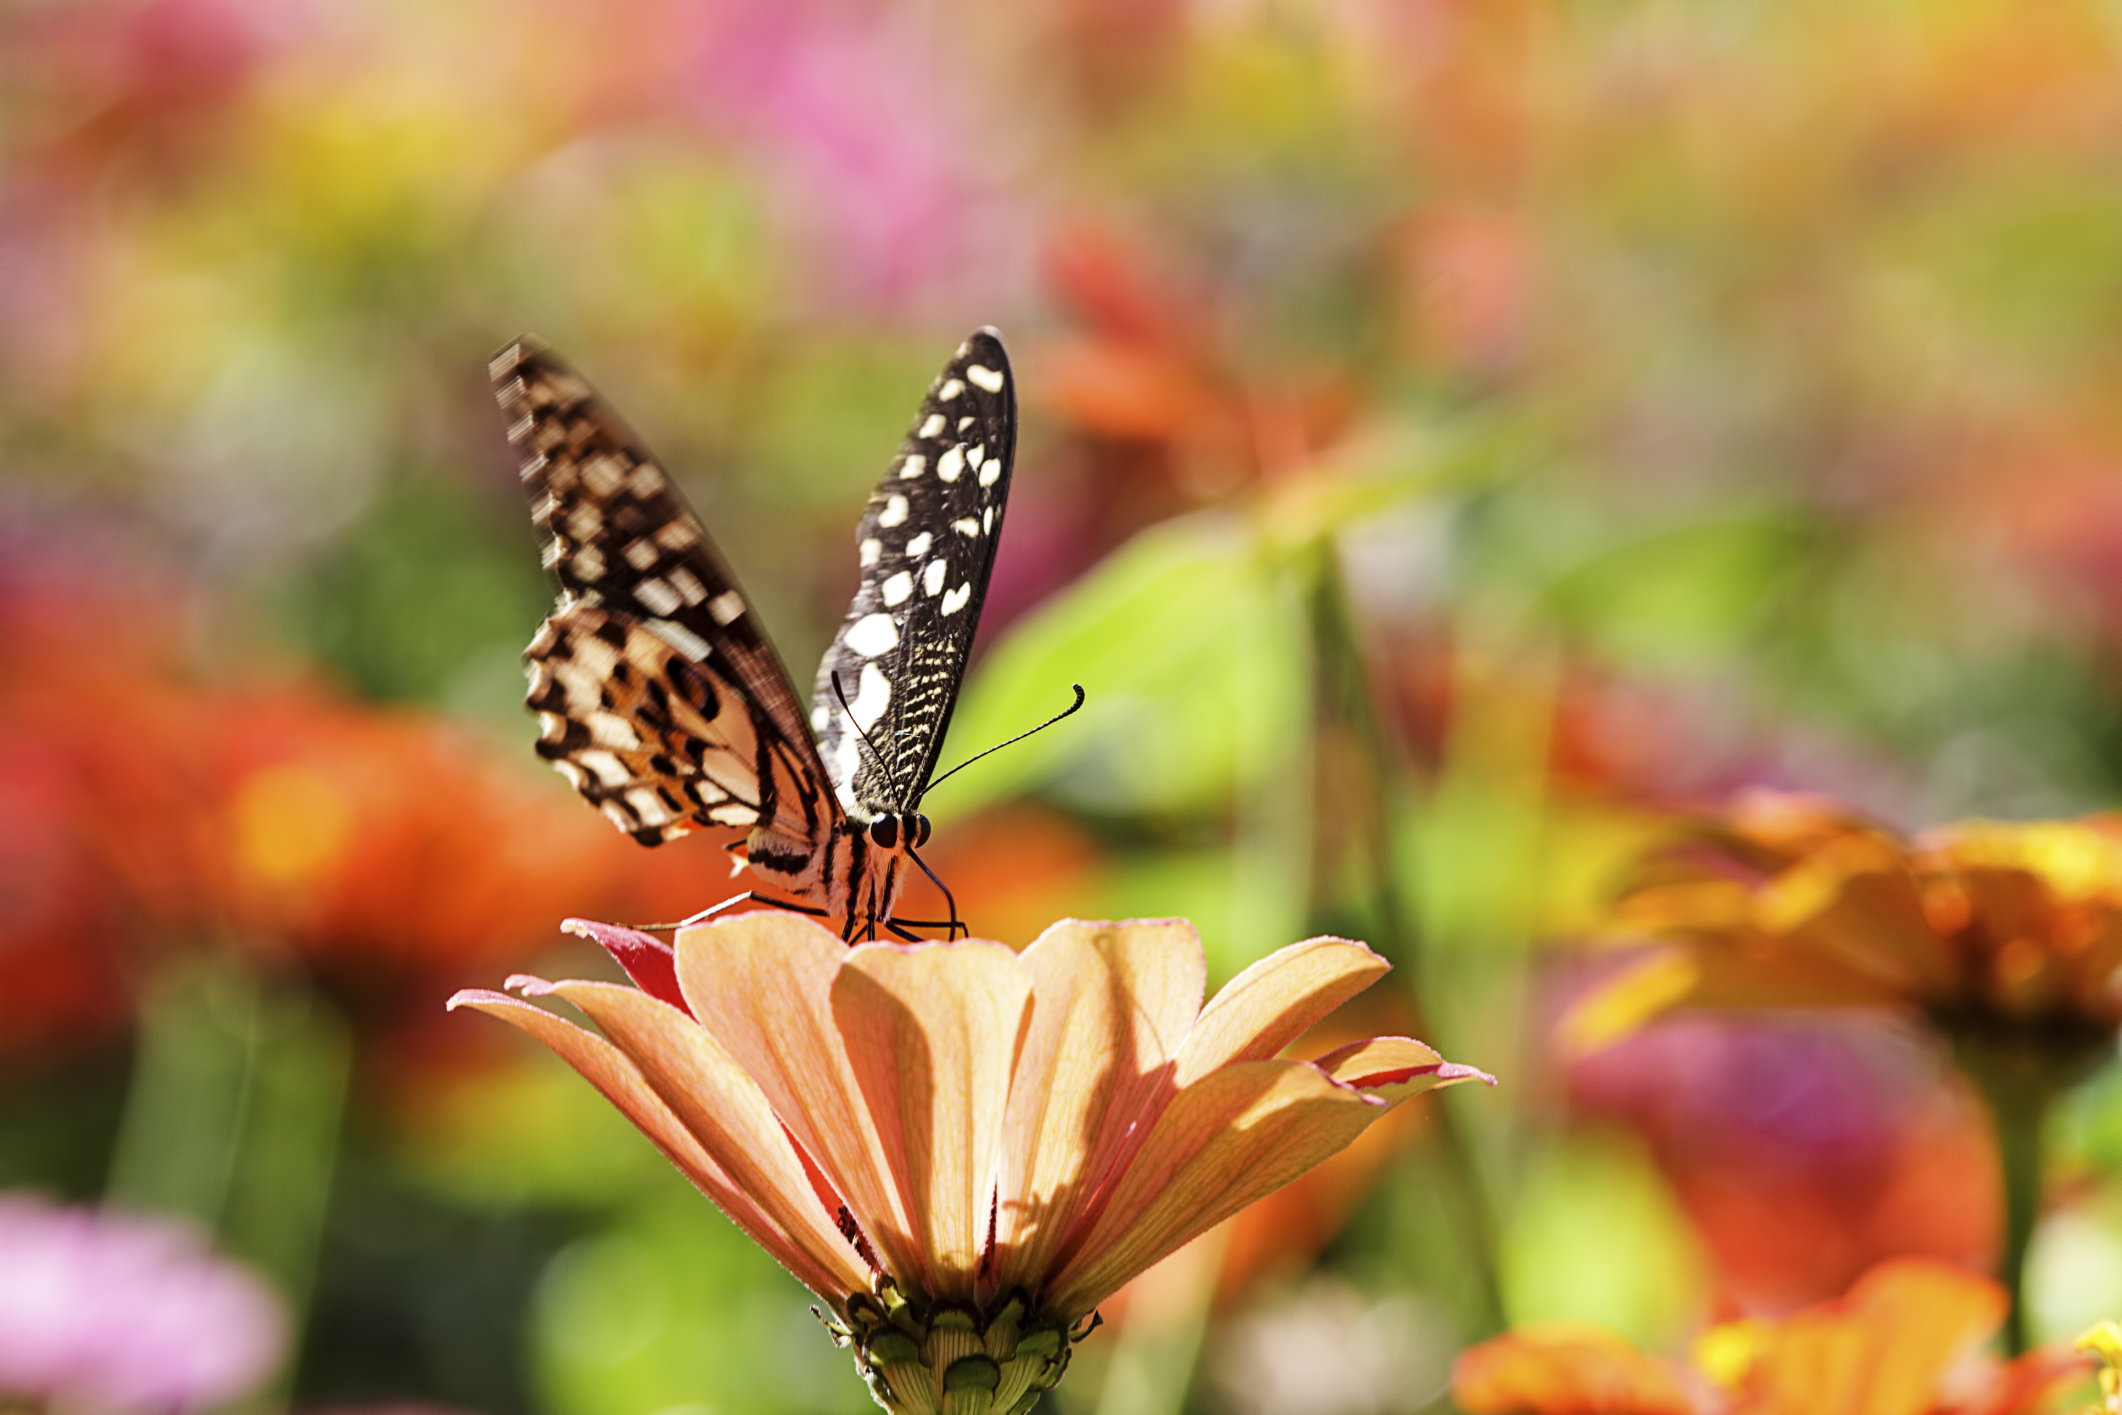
[902,848,965,941]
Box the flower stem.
[1304,539,1508,1337]
[1950,1019,2100,1356]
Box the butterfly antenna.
[832,671,899,793]
[920,684,1086,801]
[905,846,965,940]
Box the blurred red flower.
[0,528,715,1076]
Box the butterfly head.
[865,812,931,852]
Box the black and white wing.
[494,337,841,854]
[811,329,1016,819]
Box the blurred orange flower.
[1454,1323,1697,1415]
[1454,1259,2086,1415]
[453,913,1491,1413]
[0,555,712,1074]
[1568,791,2122,1074]
[1571,791,2122,1349]
[1705,1259,2004,1415]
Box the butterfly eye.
[912,814,932,849]
[868,816,900,850]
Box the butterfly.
[494,328,1051,942]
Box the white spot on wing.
[577,749,632,786]
[635,577,682,615]
[881,570,914,607]
[623,538,659,570]
[923,559,947,596]
[966,363,1005,392]
[919,414,946,438]
[879,495,910,527]
[937,446,965,482]
[668,567,707,604]
[906,531,932,558]
[983,506,994,533]
[850,662,892,730]
[938,378,964,400]
[708,591,745,625]
[979,455,1002,487]
[957,416,973,431]
[942,583,972,615]
[845,612,899,657]
[627,789,673,826]
[589,712,642,750]
[953,518,979,537]
[968,444,985,469]
[900,454,926,479]
[860,538,882,567]
[571,546,606,581]
[645,617,712,661]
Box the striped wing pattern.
[811,329,1016,818]
[494,339,835,854]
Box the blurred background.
[3,0,2122,1411]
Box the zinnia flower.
[0,1195,287,1414]
[1570,792,2122,1061]
[451,913,1490,1413]
[1568,790,2122,1349]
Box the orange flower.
[451,913,1490,1414]
[1453,1259,2081,1415]
[1707,1259,2004,1415]
[1571,791,2122,1351]
[1453,1324,1698,1415]
[1571,791,2122,1055]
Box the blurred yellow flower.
[2080,1319,2122,1412]
[452,912,1489,1414]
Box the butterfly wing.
[494,337,842,855]
[812,328,1016,817]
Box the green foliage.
[282,469,551,711]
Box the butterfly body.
[497,330,1015,940]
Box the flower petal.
[1172,936,1389,1088]
[1453,1323,1697,1415]
[1044,1060,1385,1317]
[1747,1258,2005,1415]
[1312,1036,1496,1102]
[561,917,691,1015]
[832,939,1031,1298]
[446,986,860,1303]
[673,912,919,1281]
[993,919,1206,1295]
[545,979,872,1301]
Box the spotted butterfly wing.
[495,337,832,855]
[496,331,1013,940]
[812,329,1015,819]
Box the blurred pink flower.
[688,0,1021,311]
[0,1195,287,1413]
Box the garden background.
[5,0,2122,1411]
